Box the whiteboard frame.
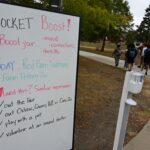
[0,2,80,150]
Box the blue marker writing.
[0,61,15,71]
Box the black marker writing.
[6,127,27,137]
[0,17,34,30]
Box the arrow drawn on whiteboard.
[0,87,3,97]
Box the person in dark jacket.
[126,43,137,71]
[112,44,122,67]
[143,44,150,75]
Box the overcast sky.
[127,0,150,26]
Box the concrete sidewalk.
[80,51,150,76]
[80,50,124,67]
[79,50,150,150]
[124,120,150,150]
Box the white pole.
[113,71,144,150]
[113,71,131,150]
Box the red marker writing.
[67,18,71,32]
[0,87,3,97]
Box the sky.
[127,0,150,27]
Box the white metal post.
[113,71,144,150]
[113,71,131,150]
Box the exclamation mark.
[67,18,71,32]
[0,87,3,97]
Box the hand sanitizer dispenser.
[113,71,145,150]
[128,71,144,94]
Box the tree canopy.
[6,0,133,47]
[63,0,133,43]
[137,5,150,43]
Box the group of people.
[112,42,150,75]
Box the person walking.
[136,43,143,68]
[124,49,128,69]
[126,43,137,71]
[141,43,147,70]
[143,44,150,75]
[112,44,122,67]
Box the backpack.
[145,48,150,59]
[129,49,136,58]
[113,49,121,57]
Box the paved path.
[80,50,150,150]
[124,120,150,150]
[80,51,150,76]
[80,51,124,67]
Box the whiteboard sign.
[0,3,80,150]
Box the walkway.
[80,51,150,76]
[79,50,150,150]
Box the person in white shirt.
[141,43,147,71]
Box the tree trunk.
[101,36,106,52]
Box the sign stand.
[113,71,144,150]
[0,2,80,150]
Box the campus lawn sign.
[0,2,80,150]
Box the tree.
[31,0,133,49]
[137,5,150,43]
[63,0,115,42]
[109,0,133,41]
[98,0,133,51]
[13,0,133,51]
[126,30,137,45]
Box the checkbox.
[0,101,4,107]
[0,121,3,126]
[0,110,3,115]
[0,132,4,138]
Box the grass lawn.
[80,41,120,50]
